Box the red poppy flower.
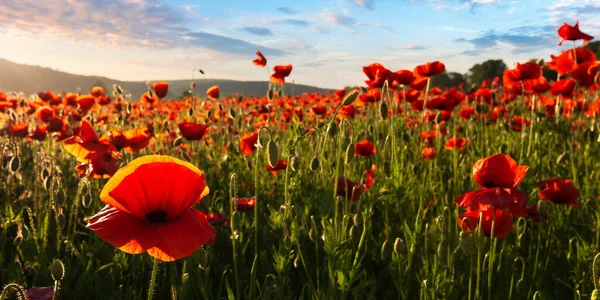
[91,86,105,97]
[266,160,288,176]
[455,187,527,217]
[36,106,54,122]
[9,123,29,138]
[240,132,259,156]
[87,155,216,261]
[206,85,220,100]
[524,77,550,94]
[547,48,596,75]
[123,128,151,153]
[363,164,376,190]
[253,50,267,67]
[357,88,382,105]
[558,21,594,46]
[509,116,531,132]
[422,147,437,159]
[413,61,446,78]
[354,140,376,157]
[459,107,476,120]
[504,62,542,85]
[63,120,116,163]
[537,178,579,206]
[207,212,228,227]
[75,150,120,179]
[336,176,365,202]
[445,137,467,151]
[141,91,159,105]
[311,104,327,115]
[77,95,96,113]
[152,82,169,99]
[472,154,528,188]
[232,196,256,211]
[28,125,47,142]
[102,130,128,151]
[570,61,599,88]
[363,63,393,88]
[270,65,293,85]
[459,209,513,239]
[550,78,577,97]
[178,122,209,141]
[392,70,415,86]
[335,89,346,99]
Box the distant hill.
[0,58,331,99]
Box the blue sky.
[0,0,598,89]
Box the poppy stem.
[147,257,160,300]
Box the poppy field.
[1,21,600,300]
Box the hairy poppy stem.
[147,257,160,300]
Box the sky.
[0,0,598,89]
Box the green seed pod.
[198,248,208,269]
[437,240,448,266]
[380,240,392,260]
[380,101,388,120]
[267,89,274,101]
[310,157,320,171]
[345,143,354,164]
[342,90,359,106]
[290,156,299,172]
[341,135,351,151]
[173,136,183,147]
[393,237,405,254]
[459,231,475,255]
[9,156,20,173]
[516,279,526,295]
[267,140,279,168]
[383,161,391,177]
[350,225,359,242]
[231,211,241,230]
[229,108,236,119]
[327,123,338,137]
[51,258,65,281]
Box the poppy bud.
[341,135,351,151]
[162,120,169,130]
[231,211,241,230]
[383,161,391,177]
[182,150,192,162]
[9,156,20,173]
[8,109,18,122]
[82,192,92,208]
[290,156,299,172]
[327,123,338,137]
[556,152,567,165]
[43,177,50,190]
[380,240,392,260]
[51,258,65,281]
[516,279,526,295]
[310,157,320,171]
[198,248,208,269]
[379,101,388,120]
[309,228,316,242]
[459,231,475,255]
[1,284,25,299]
[393,237,405,254]
[229,108,236,119]
[437,240,448,266]
[266,140,279,168]
[41,168,50,182]
[267,89,274,101]
[188,107,194,117]
[342,90,358,106]
[345,143,354,164]
[350,225,359,242]
[293,255,300,268]
[173,137,183,148]
[435,112,443,124]
[126,102,132,114]
[368,124,374,135]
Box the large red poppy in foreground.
[87,155,216,261]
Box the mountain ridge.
[0,58,332,98]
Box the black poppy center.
[146,210,167,223]
[484,181,497,188]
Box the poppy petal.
[100,155,209,221]
[87,205,160,254]
[146,208,216,261]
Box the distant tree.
[529,59,558,82]
[584,41,600,58]
[430,72,466,89]
[466,59,507,86]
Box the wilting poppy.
[537,178,579,206]
[266,160,287,176]
[87,155,217,261]
[445,137,467,151]
[354,140,376,157]
[206,85,220,100]
[178,122,209,141]
[459,209,513,239]
[152,82,169,99]
[472,154,528,188]
[336,176,365,202]
[270,65,293,85]
[232,196,256,211]
[558,21,594,46]
[240,132,259,156]
[253,50,267,67]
